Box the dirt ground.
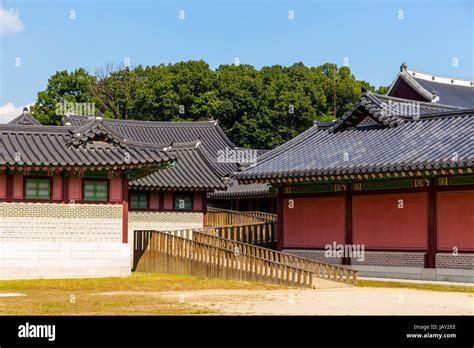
[97,278,474,315]
[2,274,473,315]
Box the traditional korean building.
[237,93,474,282]
[388,63,474,108]
[0,117,206,279]
[63,115,273,224]
[207,179,276,213]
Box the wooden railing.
[133,229,357,287]
[191,229,357,286]
[207,208,277,227]
[204,221,276,249]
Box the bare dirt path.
[98,285,474,315]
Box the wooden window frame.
[82,179,109,202]
[173,192,194,211]
[24,176,52,201]
[129,190,150,210]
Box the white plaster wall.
[0,242,130,279]
[0,203,130,279]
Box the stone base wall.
[0,202,129,279]
[351,251,426,267]
[436,253,474,270]
[282,249,343,265]
[281,247,474,282]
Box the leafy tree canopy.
[31,61,388,149]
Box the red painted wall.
[68,177,82,202]
[193,192,203,211]
[109,178,122,202]
[437,191,474,250]
[12,174,23,199]
[164,192,173,210]
[352,193,428,249]
[52,176,63,201]
[389,79,429,102]
[283,197,345,248]
[149,191,159,210]
[0,173,6,199]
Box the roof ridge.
[65,114,219,128]
[407,67,474,85]
[366,91,462,110]
[400,108,474,121]
[0,123,69,133]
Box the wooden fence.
[133,229,357,288]
[207,207,277,227]
[204,221,276,248]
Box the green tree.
[31,68,94,125]
[32,61,389,149]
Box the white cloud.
[0,6,24,35]
[0,102,33,123]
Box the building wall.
[0,173,5,199]
[0,202,129,279]
[280,186,474,282]
[129,211,204,233]
[389,78,430,102]
[283,197,345,248]
[437,191,474,251]
[352,193,428,248]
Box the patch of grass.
[0,272,281,315]
[359,279,474,293]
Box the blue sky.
[0,0,473,116]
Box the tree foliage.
[31,61,387,149]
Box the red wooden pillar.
[248,199,254,211]
[158,191,164,211]
[426,178,437,268]
[343,183,353,265]
[62,176,69,203]
[276,188,284,251]
[122,177,129,244]
[255,199,260,212]
[234,199,240,211]
[5,172,13,202]
[270,197,276,214]
[202,192,208,227]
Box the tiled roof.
[8,112,41,126]
[207,179,274,199]
[413,78,474,108]
[65,115,235,156]
[65,115,241,177]
[64,115,272,191]
[329,92,460,132]
[129,142,227,191]
[0,121,175,170]
[237,109,474,182]
[388,63,474,108]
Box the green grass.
[0,272,281,315]
[359,279,474,293]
